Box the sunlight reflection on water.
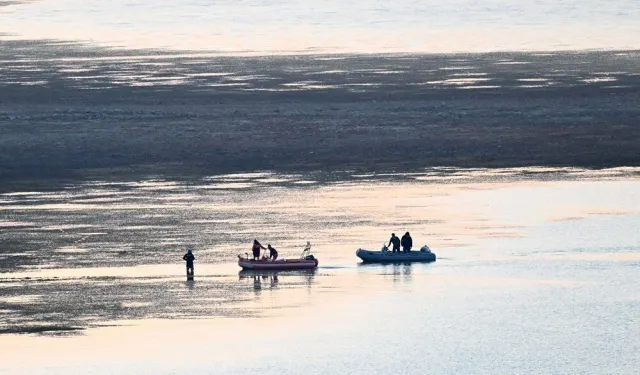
[0,167,639,374]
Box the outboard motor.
[420,245,431,253]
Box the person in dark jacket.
[252,239,266,260]
[388,233,401,253]
[183,248,195,277]
[401,232,413,253]
[267,244,278,261]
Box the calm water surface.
[2,2,639,374]
[1,168,639,374]
[2,0,640,53]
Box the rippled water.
[1,168,639,374]
[2,47,638,90]
[2,2,639,374]
[2,0,640,53]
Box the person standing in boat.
[401,232,413,253]
[183,248,195,277]
[267,244,278,261]
[252,239,266,260]
[388,233,401,253]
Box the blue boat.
[356,245,436,263]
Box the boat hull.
[238,257,319,270]
[356,248,436,263]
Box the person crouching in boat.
[183,248,195,277]
[267,244,278,261]
[252,239,266,260]
[388,233,401,253]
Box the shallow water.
[2,2,639,373]
[2,0,640,53]
[1,168,639,374]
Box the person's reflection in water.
[402,263,412,282]
[392,263,402,283]
[389,263,413,283]
[253,274,261,291]
[239,270,314,292]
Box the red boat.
[238,242,318,270]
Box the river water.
[1,2,640,372]
[2,0,640,53]
[1,168,639,374]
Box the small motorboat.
[356,244,436,263]
[238,242,319,270]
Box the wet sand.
[1,41,639,192]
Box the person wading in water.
[183,248,195,278]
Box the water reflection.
[185,279,195,291]
[1,169,639,334]
[358,262,416,283]
[238,269,317,292]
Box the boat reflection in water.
[238,269,318,291]
[357,261,425,284]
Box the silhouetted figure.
[268,244,278,261]
[183,248,195,278]
[252,239,266,260]
[401,232,413,253]
[388,233,401,253]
